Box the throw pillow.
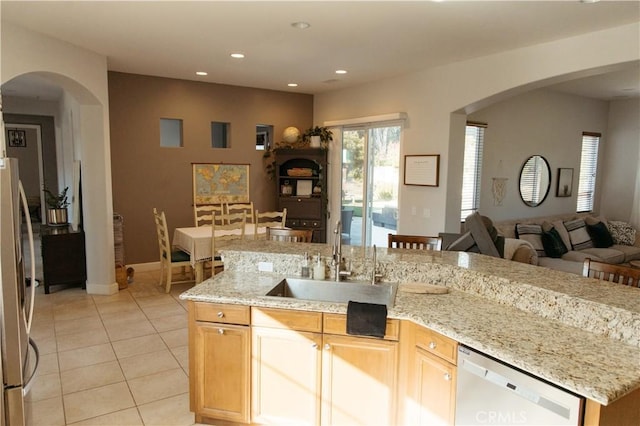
[586,221,614,248]
[607,220,637,246]
[541,227,568,258]
[515,223,546,257]
[563,219,594,251]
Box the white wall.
[315,22,640,236]
[600,98,640,222]
[467,89,610,222]
[2,22,117,295]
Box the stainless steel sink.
[265,278,398,307]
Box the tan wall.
[108,72,313,264]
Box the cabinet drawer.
[323,313,399,341]
[280,198,322,219]
[194,302,250,325]
[252,307,322,333]
[414,326,457,364]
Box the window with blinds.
[460,123,486,221]
[576,132,600,213]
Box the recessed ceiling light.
[196,71,208,76]
[579,0,600,3]
[291,22,310,30]
[230,53,245,59]
[335,70,348,75]
[288,83,298,87]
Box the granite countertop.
[180,240,640,406]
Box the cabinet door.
[252,327,322,425]
[412,346,456,426]
[321,334,398,426]
[193,322,250,423]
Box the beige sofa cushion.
[612,244,640,262]
[579,248,625,264]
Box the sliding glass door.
[341,125,400,247]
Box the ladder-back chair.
[267,228,313,242]
[153,208,194,293]
[255,209,287,239]
[388,234,443,251]
[225,202,255,223]
[582,258,640,287]
[209,212,247,275]
[194,204,224,227]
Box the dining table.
[173,223,256,283]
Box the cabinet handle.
[429,341,437,349]
[311,343,318,349]
[218,329,225,335]
[443,373,452,381]
[217,311,224,318]
[324,344,331,350]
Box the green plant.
[302,126,333,145]
[43,186,69,209]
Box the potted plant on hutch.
[43,186,69,225]
[302,126,333,148]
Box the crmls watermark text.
[475,410,527,424]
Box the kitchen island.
[180,240,640,425]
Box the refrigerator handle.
[18,180,37,333]
[23,337,40,396]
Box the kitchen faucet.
[331,220,351,281]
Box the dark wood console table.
[41,225,87,294]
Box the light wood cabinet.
[398,321,457,426]
[321,333,398,426]
[189,302,250,424]
[251,308,398,426]
[251,307,323,425]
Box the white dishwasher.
[455,346,584,425]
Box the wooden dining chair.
[254,209,287,239]
[388,234,443,251]
[153,208,194,293]
[208,212,247,275]
[582,258,640,287]
[226,202,255,223]
[194,204,224,227]
[267,227,313,242]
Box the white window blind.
[460,123,485,221]
[576,132,600,213]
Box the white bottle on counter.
[301,252,311,278]
[313,252,325,280]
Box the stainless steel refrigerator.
[0,155,39,425]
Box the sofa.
[493,213,640,275]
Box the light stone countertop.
[180,240,640,406]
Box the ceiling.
[1,1,639,101]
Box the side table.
[41,225,87,294]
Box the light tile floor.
[25,269,202,426]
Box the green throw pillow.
[587,221,614,248]
[541,227,568,258]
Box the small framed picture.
[556,168,573,197]
[8,130,26,148]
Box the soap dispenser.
[301,252,311,278]
[313,252,325,280]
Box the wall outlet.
[423,208,431,218]
[411,206,417,216]
[258,262,273,272]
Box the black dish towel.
[346,301,387,338]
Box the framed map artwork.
[192,163,250,205]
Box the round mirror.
[519,155,551,207]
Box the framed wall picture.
[192,163,250,205]
[556,168,573,197]
[404,154,440,187]
[7,129,26,148]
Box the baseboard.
[127,261,160,272]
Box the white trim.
[324,112,407,127]
[128,261,160,272]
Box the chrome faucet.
[371,245,383,284]
[332,220,351,281]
